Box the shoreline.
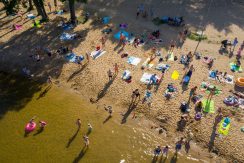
[0,71,224,163]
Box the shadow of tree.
[0,16,89,119]
[0,72,42,119]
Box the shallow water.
[0,74,208,162]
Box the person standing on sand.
[107,69,113,81]
[114,63,119,75]
[47,75,52,85]
[131,89,140,103]
[86,52,90,62]
[169,40,176,53]
[47,2,52,12]
[101,35,107,48]
[184,140,191,154]
[189,86,197,101]
[136,7,140,19]
[207,86,216,101]
[232,37,238,51]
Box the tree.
[28,0,34,11]
[61,0,87,25]
[0,0,19,15]
[32,0,48,21]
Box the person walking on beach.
[114,63,119,75]
[83,135,89,147]
[185,140,191,154]
[232,37,238,51]
[131,89,140,103]
[107,69,113,81]
[136,7,140,19]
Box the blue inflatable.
[103,16,110,24]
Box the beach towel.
[66,53,84,63]
[60,32,76,41]
[140,73,160,84]
[14,24,22,30]
[27,13,36,19]
[90,50,106,60]
[142,58,155,68]
[218,118,231,136]
[171,70,179,80]
[127,56,141,66]
[155,64,170,71]
[202,99,215,113]
[114,30,129,40]
[230,62,242,72]
[121,70,131,80]
[208,70,234,84]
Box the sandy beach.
[0,0,244,162]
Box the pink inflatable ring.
[25,122,36,132]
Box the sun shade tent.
[114,30,130,40]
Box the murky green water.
[0,73,207,162]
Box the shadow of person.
[152,155,158,163]
[208,114,222,152]
[67,62,88,82]
[103,115,112,124]
[33,127,44,136]
[73,146,88,163]
[159,155,167,163]
[96,75,116,101]
[36,85,52,100]
[170,153,178,163]
[121,101,138,124]
[66,127,80,148]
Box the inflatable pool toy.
[195,112,202,120]
[25,122,36,132]
[236,77,244,87]
[218,118,230,136]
